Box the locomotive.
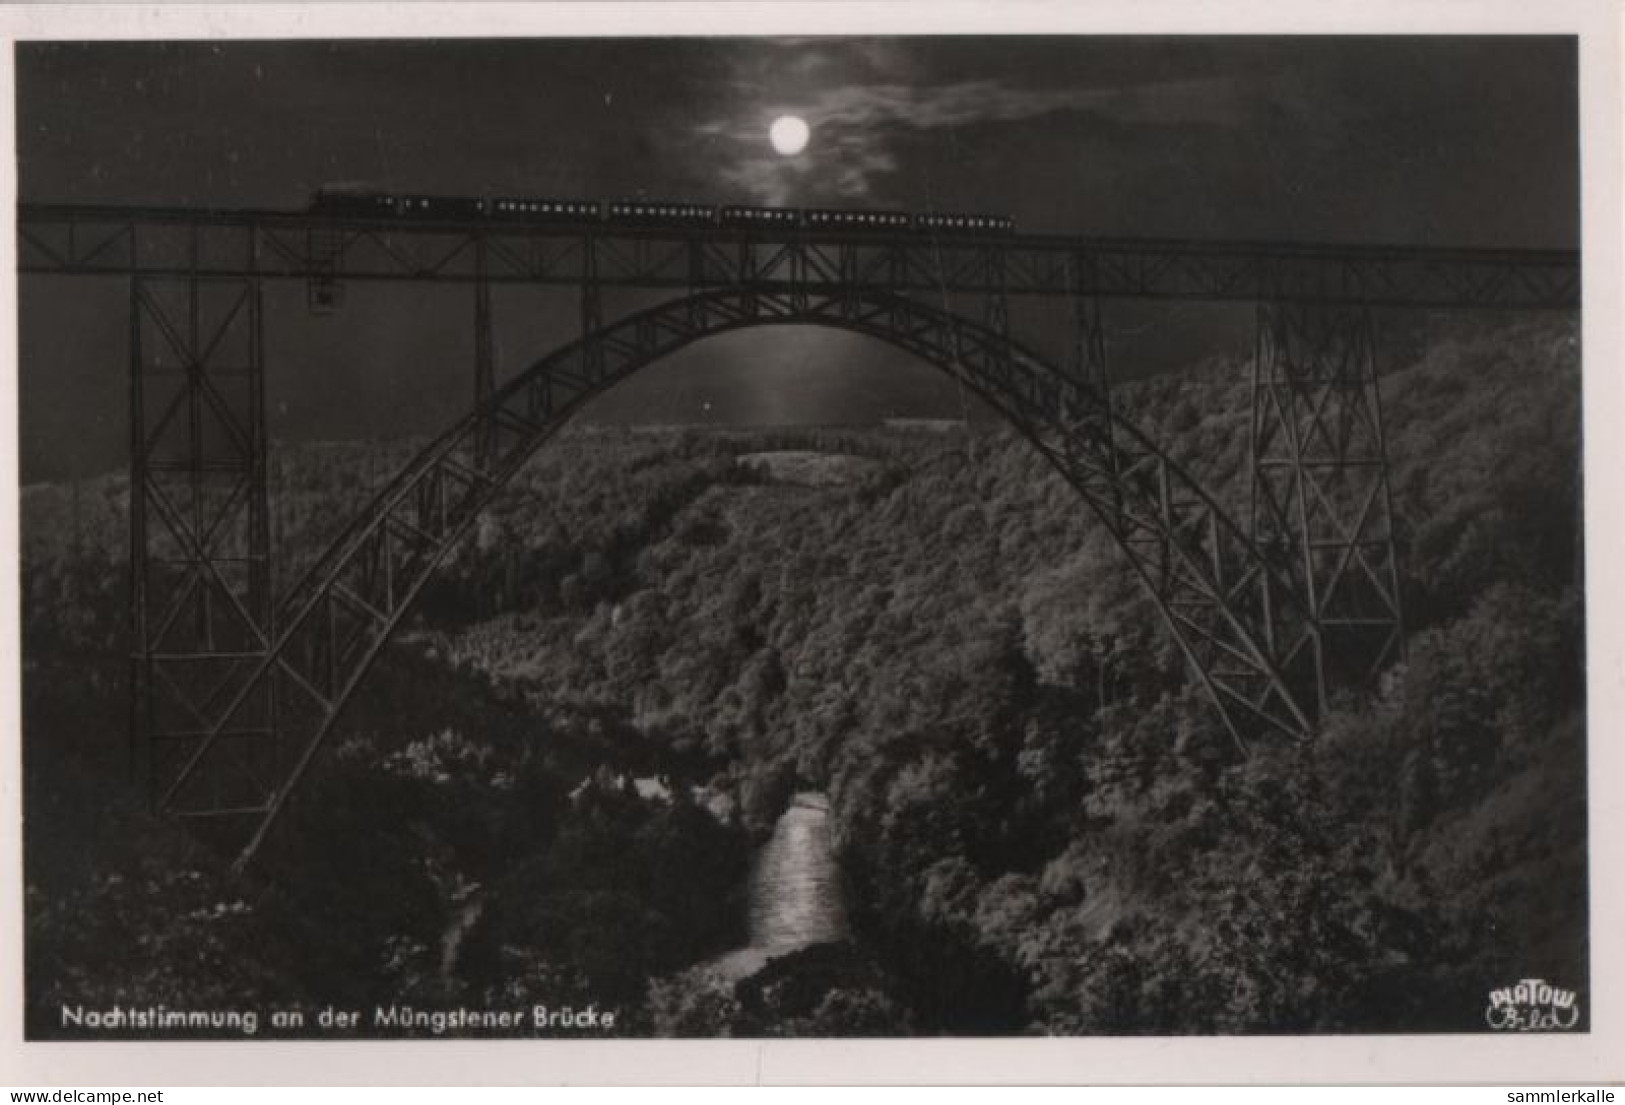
[307,186,1015,236]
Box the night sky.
[15,36,1579,480]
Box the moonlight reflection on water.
[700,792,850,982]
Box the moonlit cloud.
[695,71,1245,205]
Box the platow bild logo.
[1485,978,1581,1031]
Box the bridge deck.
[17,202,1580,309]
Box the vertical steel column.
[581,231,604,381]
[473,236,495,469]
[246,275,275,782]
[1250,301,1404,707]
[983,244,1010,337]
[687,236,710,330]
[1070,252,1112,405]
[305,223,344,313]
[837,242,862,322]
[736,232,760,319]
[129,255,276,817]
[788,239,810,314]
[1067,251,1123,520]
[128,273,151,787]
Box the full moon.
[769,115,810,156]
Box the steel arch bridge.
[17,202,1580,869]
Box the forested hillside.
[20,312,1585,1035]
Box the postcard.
[1,1,1619,1087]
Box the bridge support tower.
[1249,301,1404,712]
[128,270,276,816]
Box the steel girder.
[18,203,1581,310]
[148,285,1318,869]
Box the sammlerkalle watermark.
[1485,978,1581,1031]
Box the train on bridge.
[307,186,1016,237]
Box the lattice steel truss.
[19,203,1580,309]
[148,286,1312,868]
[128,275,275,816]
[1251,303,1404,709]
[15,202,1579,867]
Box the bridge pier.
[128,268,276,817]
[1250,301,1404,710]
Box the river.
[700,791,850,981]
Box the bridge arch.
[164,283,1320,868]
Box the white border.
[0,0,1619,1087]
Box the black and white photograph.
[3,3,1618,1080]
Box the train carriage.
[394,194,487,221]
[306,187,1015,237]
[719,205,801,231]
[606,199,717,228]
[915,211,1016,236]
[487,197,602,223]
[804,208,912,233]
